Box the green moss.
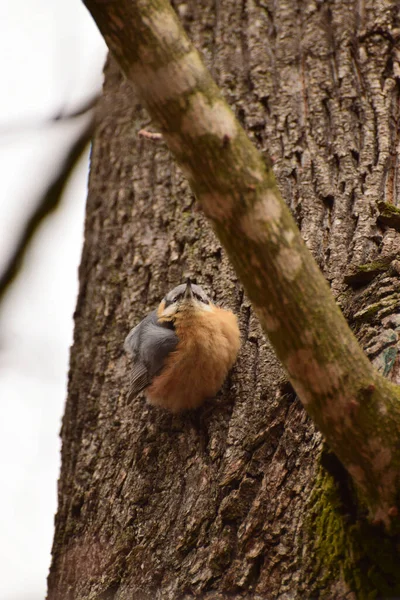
[307,455,400,599]
[357,261,390,272]
[378,202,400,231]
[379,296,400,319]
[353,294,399,323]
[353,302,382,322]
[344,258,393,286]
[378,201,400,215]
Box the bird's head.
[157,279,212,322]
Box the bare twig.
[0,116,95,305]
[138,129,163,140]
[0,95,99,136]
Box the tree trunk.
[48,1,400,598]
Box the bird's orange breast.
[146,306,240,412]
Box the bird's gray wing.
[124,322,141,357]
[128,362,151,400]
[139,313,179,377]
[124,310,178,400]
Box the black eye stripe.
[194,293,209,304]
[165,293,182,306]
[164,290,210,306]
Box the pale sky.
[0,2,106,598]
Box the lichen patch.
[240,190,282,243]
[284,229,295,244]
[181,94,238,140]
[132,51,203,101]
[257,190,282,221]
[142,9,187,49]
[287,349,343,399]
[276,247,302,281]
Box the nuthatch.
[124,279,241,412]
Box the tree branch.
[82,0,400,526]
[0,95,98,135]
[0,116,94,305]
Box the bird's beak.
[184,278,193,300]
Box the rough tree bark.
[48,1,400,599]
[82,0,400,525]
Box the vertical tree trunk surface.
[48,1,400,598]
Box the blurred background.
[0,1,106,598]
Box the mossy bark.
[308,451,400,599]
[48,0,400,598]
[81,0,400,521]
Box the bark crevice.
[48,1,400,598]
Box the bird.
[124,279,241,412]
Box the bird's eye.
[194,292,209,304]
[164,295,178,308]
